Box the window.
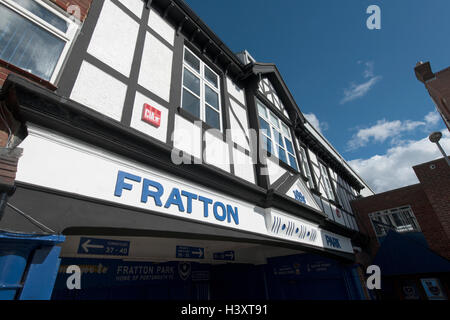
[319,162,335,201]
[298,144,313,188]
[0,0,78,82]
[181,47,222,130]
[369,206,421,237]
[257,99,298,171]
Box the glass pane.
[205,106,220,130]
[183,68,200,95]
[278,146,287,163]
[184,49,200,72]
[273,129,284,147]
[257,101,267,118]
[285,138,294,154]
[269,110,279,128]
[289,154,298,171]
[259,117,271,137]
[281,122,290,137]
[182,89,200,118]
[204,65,218,88]
[0,5,65,80]
[12,0,68,33]
[205,85,219,110]
[262,135,273,154]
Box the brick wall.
[425,67,450,131]
[0,0,93,88]
[413,158,450,256]
[351,181,450,260]
[49,0,93,22]
[0,66,8,88]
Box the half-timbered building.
[0,0,375,299]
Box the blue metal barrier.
[0,231,65,300]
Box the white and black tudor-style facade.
[0,0,375,299]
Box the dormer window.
[257,99,298,171]
[181,47,222,130]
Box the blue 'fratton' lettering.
[114,171,240,226]
[198,196,213,218]
[226,205,239,225]
[114,171,141,197]
[213,202,226,222]
[164,188,185,212]
[181,191,197,214]
[141,178,164,206]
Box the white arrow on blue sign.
[77,237,130,256]
[176,245,205,259]
[213,251,235,261]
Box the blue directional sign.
[77,237,130,256]
[176,246,204,259]
[213,251,235,261]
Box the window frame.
[0,0,79,83]
[319,162,336,202]
[297,143,314,188]
[257,98,299,171]
[369,206,421,238]
[181,46,223,131]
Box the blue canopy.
[373,231,450,276]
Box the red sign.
[142,103,161,128]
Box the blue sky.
[185,0,450,193]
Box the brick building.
[351,157,450,300]
[415,62,450,131]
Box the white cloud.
[304,113,328,134]
[362,61,374,78]
[425,110,441,126]
[341,61,382,104]
[348,130,450,193]
[346,111,441,150]
[340,76,382,104]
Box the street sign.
[176,246,204,259]
[213,251,235,261]
[77,238,130,256]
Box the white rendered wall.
[138,32,173,102]
[130,91,169,143]
[204,131,230,173]
[87,0,140,77]
[227,77,246,106]
[265,157,286,185]
[173,114,202,159]
[233,148,255,184]
[117,0,143,18]
[70,61,127,121]
[148,9,175,46]
[229,99,250,150]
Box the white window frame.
[0,0,80,83]
[297,143,313,188]
[319,162,335,201]
[257,99,298,171]
[181,46,222,131]
[369,206,421,237]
